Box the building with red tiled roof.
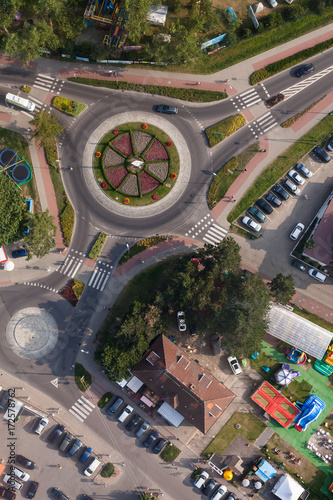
[131,334,235,434]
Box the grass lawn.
[97,258,177,343]
[202,412,266,457]
[249,351,313,402]
[97,392,113,408]
[74,363,92,391]
[292,305,333,332]
[160,443,181,462]
[227,113,333,223]
[118,235,171,265]
[265,433,327,500]
[93,122,179,206]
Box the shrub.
[191,467,202,480]
[72,279,85,300]
[89,232,108,260]
[97,392,113,408]
[60,199,74,247]
[74,363,92,391]
[100,463,114,477]
[160,443,181,462]
[206,114,246,147]
[52,96,86,117]
[20,85,31,93]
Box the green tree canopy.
[269,273,296,305]
[23,209,57,259]
[0,175,25,246]
[29,110,64,149]
[124,0,151,44]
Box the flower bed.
[146,162,169,182]
[140,172,159,194]
[120,174,139,196]
[132,131,152,155]
[104,148,125,167]
[144,139,168,161]
[60,280,79,307]
[105,166,128,187]
[112,133,133,156]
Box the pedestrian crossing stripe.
[56,255,83,278]
[203,225,228,245]
[88,268,111,291]
[68,395,95,422]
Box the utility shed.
[147,4,168,26]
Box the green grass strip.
[52,96,86,116]
[70,77,227,103]
[206,114,246,148]
[160,443,181,462]
[74,363,92,392]
[89,232,108,260]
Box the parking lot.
[0,409,106,499]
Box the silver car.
[242,216,261,232]
[34,416,49,435]
[177,311,186,331]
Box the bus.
[5,93,35,112]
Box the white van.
[118,404,133,423]
[4,399,23,421]
[84,458,101,477]
[193,470,209,489]
[5,93,35,111]
[308,269,326,282]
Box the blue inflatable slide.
[294,395,325,432]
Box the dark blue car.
[66,439,82,458]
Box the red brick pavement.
[291,93,333,133]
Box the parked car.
[34,416,49,435]
[292,260,306,272]
[203,479,218,496]
[118,404,133,423]
[295,162,312,178]
[84,458,101,477]
[227,356,242,375]
[312,145,331,163]
[66,439,82,458]
[247,206,267,223]
[189,325,197,336]
[11,249,27,258]
[283,178,300,195]
[288,169,305,185]
[3,476,22,491]
[26,481,39,499]
[308,269,326,282]
[266,93,284,107]
[152,438,167,454]
[126,413,142,432]
[15,455,36,470]
[59,432,73,452]
[12,467,30,482]
[326,136,333,152]
[0,487,16,499]
[143,430,159,448]
[226,493,237,500]
[193,471,209,489]
[156,104,178,114]
[290,223,305,241]
[136,421,150,438]
[265,192,282,207]
[211,485,228,500]
[177,311,186,331]
[81,496,93,500]
[48,424,65,444]
[107,397,123,415]
[0,390,10,410]
[296,63,314,77]
[211,334,221,356]
[51,488,69,500]
[242,216,261,232]
[256,198,272,214]
[80,447,93,463]
[273,184,290,200]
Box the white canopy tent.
[272,474,305,500]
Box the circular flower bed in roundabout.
[93,123,179,206]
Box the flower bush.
[101,182,107,189]
[140,172,159,194]
[142,123,148,130]
[113,129,119,135]
[123,198,130,204]
[152,194,158,200]
[144,139,168,161]
[112,133,133,156]
[96,151,101,158]
[167,141,172,147]
[171,173,177,179]
[60,281,79,307]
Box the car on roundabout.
[156,104,178,114]
[241,216,261,232]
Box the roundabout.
[82,111,192,218]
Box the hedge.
[208,157,238,209]
[59,199,75,247]
[97,392,113,408]
[250,38,333,84]
[73,279,85,300]
[100,463,114,477]
[69,77,227,103]
[89,232,108,260]
[205,114,246,148]
[52,96,86,117]
[160,443,181,462]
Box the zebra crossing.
[33,74,65,94]
[56,254,84,279]
[20,95,46,118]
[69,395,95,423]
[248,112,278,139]
[87,262,112,292]
[185,214,228,246]
[230,88,262,111]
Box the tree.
[269,273,295,305]
[29,110,64,149]
[225,31,238,47]
[305,238,315,250]
[0,175,25,246]
[23,210,57,259]
[123,0,151,44]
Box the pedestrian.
[304,194,308,199]
[233,199,236,203]
[104,306,107,310]
[58,465,62,469]
[74,72,76,77]
[121,462,125,466]
[244,168,247,172]
[197,82,201,85]
[232,195,234,199]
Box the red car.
[266,93,284,107]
